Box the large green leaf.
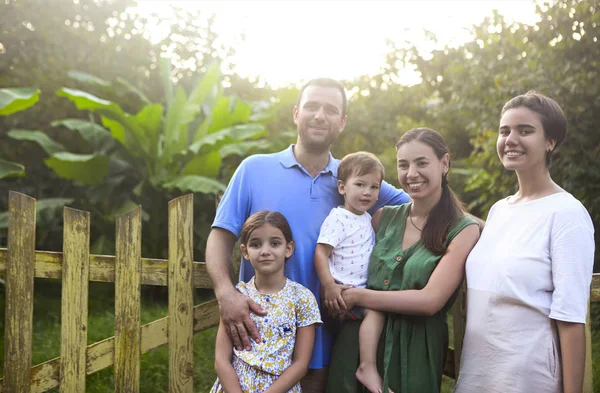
[0,88,40,116]
[0,159,25,179]
[163,175,226,194]
[182,151,221,178]
[57,88,149,154]
[188,124,266,155]
[219,140,273,159]
[67,71,111,88]
[51,119,115,152]
[45,152,109,185]
[101,116,127,146]
[164,62,221,163]
[135,104,163,158]
[8,129,66,155]
[163,86,188,163]
[207,95,252,134]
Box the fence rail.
[0,190,597,391]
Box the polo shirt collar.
[279,144,338,175]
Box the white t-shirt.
[317,206,375,288]
[455,192,595,393]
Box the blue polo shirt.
[212,145,409,368]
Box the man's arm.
[206,227,266,350]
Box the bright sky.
[135,0,540,88]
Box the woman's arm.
[556,320,586,393]
[264,325,316,393]
[214,320,244,393]
[344,224,479,316]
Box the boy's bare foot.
[356,362,384,393]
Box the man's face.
[293,86,347,153]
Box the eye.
[271,241,281,247]
[499,128,510,136]
[249,242,260,248]
[304,103,318,110]
[417,161,427,167]
[325,106,339,115]
[355,182,364,187]
[398,162,408,169]
[520,129,533,135]
[371,185,379,190]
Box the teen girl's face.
[497,107,555,174]
[240,224,294,278]
[396,140,448,201]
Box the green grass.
[0,279,218,393]
[1,281,598,392]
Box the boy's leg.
[356,309,386,393]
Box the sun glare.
[135,0,539,88]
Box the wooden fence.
[0,190,597,392]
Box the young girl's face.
[241,224,294,277]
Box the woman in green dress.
[327,128,480,393]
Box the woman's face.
[497,107,555,173]
[396,140,448,201]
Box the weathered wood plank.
[0,300,220,393]
[168,194,195,393]
[0,248,213,288]
[591,274,600,302]
[60,208,90,393]
[115,207,142,393]
[3,192,36,393]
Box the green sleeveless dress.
[327,204,477,393]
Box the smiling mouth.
[505,152,524,158]
[408,182,425,190]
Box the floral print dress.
[211,277,322,393]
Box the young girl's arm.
[343,224,479,316]
[214,320,244,393]
[263,325,316,393]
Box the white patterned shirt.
[317,206,375,288]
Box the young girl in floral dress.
[211,210,322,393]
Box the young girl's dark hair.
[396,127,466,255]
[240,210,294,245]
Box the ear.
[337,179,346,195]
[240,244,249,260]
[293,106,299,125]
[547,138,557,152]
[441,153,450,173]
[285,240,295,259]
[339,114,348,132]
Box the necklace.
[409,209,424,231]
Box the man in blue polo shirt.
[206,78,409,392]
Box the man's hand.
[218,288,267,351]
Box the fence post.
[115,206,142,393]
[3,192,36,393]
[60,207,90,393]
[168,194,194,393]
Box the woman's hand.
[341,287,360,311]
